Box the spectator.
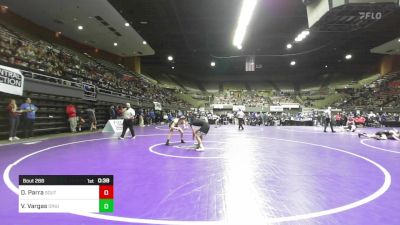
[76,113,85,132]
[7,99,21,141]
[86,107,97,131]
[66,103,77,132]
[149,110,155,125]
[335,113,341,126]
[138,108,144,127]
[116,105,123,119]
[20,97,38,138]
[109,106,116,120]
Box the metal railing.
[19,68,143,102]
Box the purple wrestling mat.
[0,125,399,225]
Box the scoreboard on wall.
[19,175,113,213]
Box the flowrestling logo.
[359,12,382,20]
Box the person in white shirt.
[237,109,245,130]
[213,114,221,128]
[119,103,136,139]
[323,107,335,133]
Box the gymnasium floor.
[0,125,399,225]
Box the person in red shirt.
[116,105,123,119]
[335,113,342,126]
[7,99,22,141]
[66,103,77,132]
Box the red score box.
[99,185,114,199]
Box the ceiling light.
[398,38,400,42]
[140,21,148,24]
[211,61,216,67]
[232,0,258,48]
[295,36,303,42]
[124,22,130,27]
[345,54,352,60]
[290,60,296,66]
[167,55,174,61]
[325,65,328,68]
[113,42,118,46]
[237,45,243,50]
[142,41,147,45]
[294,30,310,42]
[77,25,83,30]
[301,30,310,36]
[286,43,292,49]
[171,66,175,69]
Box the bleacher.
[212,90,269,107]
[275,82,294,93]
[0,23,192,105]
[203,82,219,93]
[247,81,274,91]
[0,91,112,138]
[335,72,400,109]
[223,81,246,91]
[0,21,195,139]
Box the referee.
[237,109,245,130]
[323,106,335,133]
[119,103,136,139]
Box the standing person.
[190,118,210,151]
[149,110,155,125]
[109,106,116,120]
[20,98,38,138]
[119,103,136,140]
[335,112,341,127]
[116,105,123,119]
[323,106,335,133]
[342,113,348,127]
[7,99,22,141]
[213,114,221,128]
[86,107,97,131]
[138,108,145,127]
[66,103,77,133]
[165,116,186,145]
[237,109,245,130]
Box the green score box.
[99,199,114,212]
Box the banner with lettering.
[213,104,224,109]
[0,65,24,96]
[102,119,124,133]
[232,105,246,112]
[270,105,284,112]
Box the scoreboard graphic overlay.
[19,175,113,213]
